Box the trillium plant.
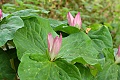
[0,9,120,80]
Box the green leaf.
[0,48,15,80]
[49,18,67,28]
[12,9,40,18]
[118,65,120,80]
[114,25,120,47]
[0,16,24,47]
[96,48,119,80]
[18,53,81,80]
[54,25,80,34]
[58,32,103,74]
[49,19,80,34]
[13,17,57,60]
[96,62,120,80]
[88,26,113,52]
[58,32,99,64]
[75,63,95,80]
[102,48,114,61]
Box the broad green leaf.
[18,53,81,80]
[54,25,80,34]
[118,65,120,80]
[114,25,120,47]
[58,32,99,65]
[88,26,113,52]
[49,19,80,34]
[0,16,24,47]
[12,9,39,18]
[96,48,119,80]
[102,48,114,61]
[96,62,120,80]
[49,18,67,28]
[13,17,57,60]
[0,48,15,80]
[57,32,103,74]
[75,63,95,80]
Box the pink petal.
[53,34,62,54]
[50,34,62,60]
[117,45,120,57]
[0,9,2,19]
[50,36,59,61]
[67,12,74,26]
[51,36,60,55]
[47,33,54,52]
[73,12,82,27]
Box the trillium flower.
[67,12,82,29]
[47,33,62,61]
[0,9,3,20]
[115,45,120,64]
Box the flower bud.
[47,33,62,61]
[67,12,82,29]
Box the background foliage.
[1,0,120,47]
